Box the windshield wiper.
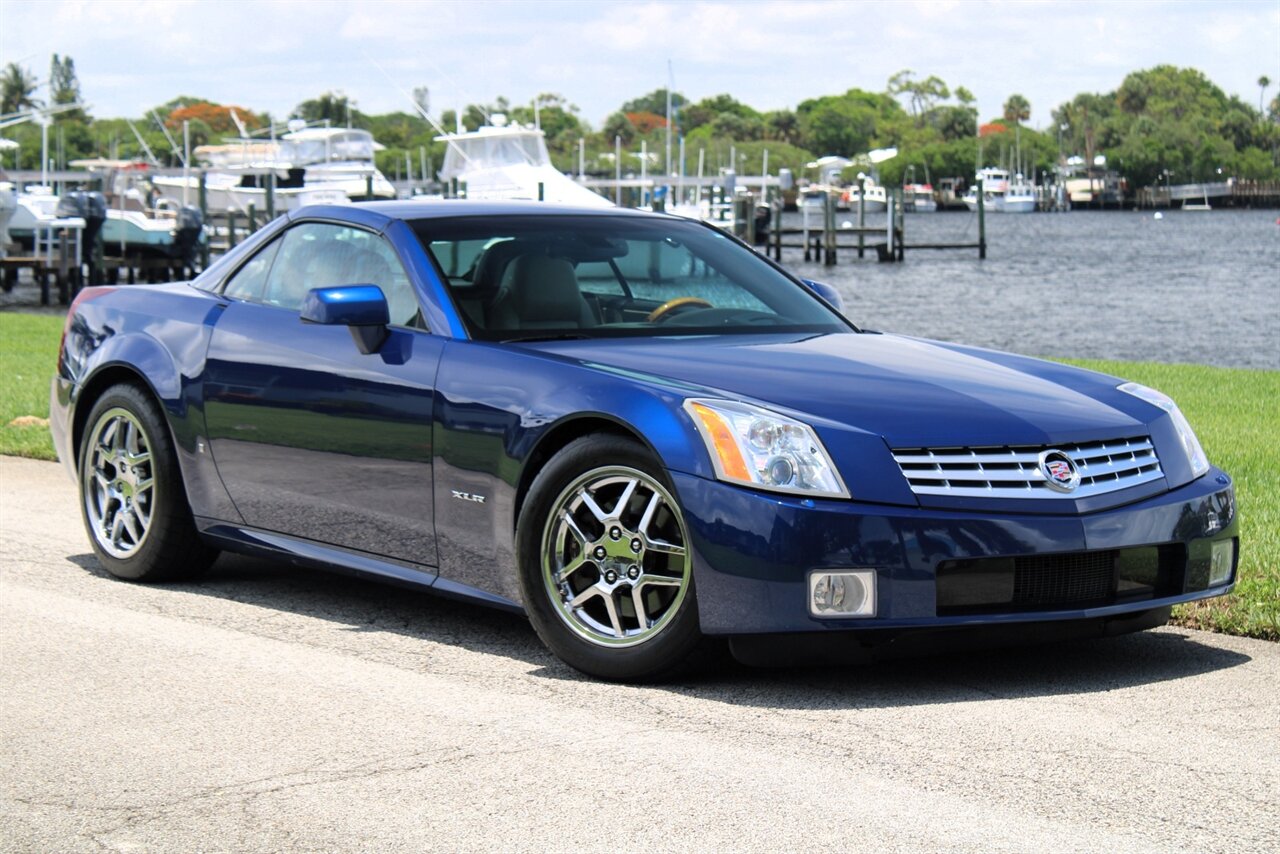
[500,332,594,343]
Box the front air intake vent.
[892,437,1163,500]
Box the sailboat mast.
[665,60,673,182]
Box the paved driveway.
[2,456,1277,852]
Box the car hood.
[526,332,1146,449]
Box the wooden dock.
[738,179,988,266]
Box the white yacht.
[902,183,938,213]
[963,167,1036,213]
[436,115,610,207]
[153,127,395,213]
[841,178,888,213]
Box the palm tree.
[1002,94,1031,174]
[1,62,40,115]
[1260,76,1272,119]
[1002,94,1031,126]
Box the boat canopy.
[193,129,383,169]
[280,128,382,165]
[436,125,551,181]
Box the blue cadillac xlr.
[50,201,1238,680]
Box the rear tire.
[77,383,218,581]
[517,434,703,682]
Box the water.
[777,208,1280,370]
[3,208,1276,369]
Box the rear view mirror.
[301,285,390,354]
[801,279,844,313]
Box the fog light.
[1209,540,1235,586]
[809,570,876,618]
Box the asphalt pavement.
[2,455,1277,852]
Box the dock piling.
[857,176,866,259]
[198,171,210,270]
[977,178,987,259]
[823,192,836,266]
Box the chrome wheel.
[83,407,156,559]
[541,466,691,648]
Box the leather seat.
[488,254,596,331]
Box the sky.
[2,0,1278,129]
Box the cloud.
[2,0,1276,127]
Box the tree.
[764,109,802,145]
[166,102,263,136]
[602,111,636,146]
[887,69,950,125]
[1002,94,1030,126]
[295,91,359,125]
[797,99,875,156]
[620,88,684,118]
[682,93,760,133]
[930,105,977,141]
[623,110,668,135]
[709,112,763,141]
[48,53,88,122]
[1,62,39,114]
[1260,76,1272,119]
[49,54,81,106]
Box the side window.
[222,236,282,301]
[261,222,424,328]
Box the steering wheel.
[647,297,712,324]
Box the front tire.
[517,434,703,681]
[77,383,218,581]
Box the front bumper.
[671,467,1237,635]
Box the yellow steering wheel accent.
[647,296,712,323]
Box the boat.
[6,185,63,246]
[797,185,839,212]
[435,114,611,207]
[963,167,1036,213]
[153,127,395,213]
[1183,188,1212,211]
[902,183,937,213]
[0,171,20,258]
[67,159,207,258]
[841,177,888,213]
[935,176,969,211]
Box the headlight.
[1118,382,1209,477]
[684,398,849,497]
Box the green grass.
[1,312,1274,639]
[1060,359,1279,641]
[0,313,62,460]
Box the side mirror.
[801,279,844,314]
[300,285,390,354]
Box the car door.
[202,220,443,568]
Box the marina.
[3,193,1274,371]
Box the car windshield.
[412,214,851,341]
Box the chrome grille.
[893,437,1163,499]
